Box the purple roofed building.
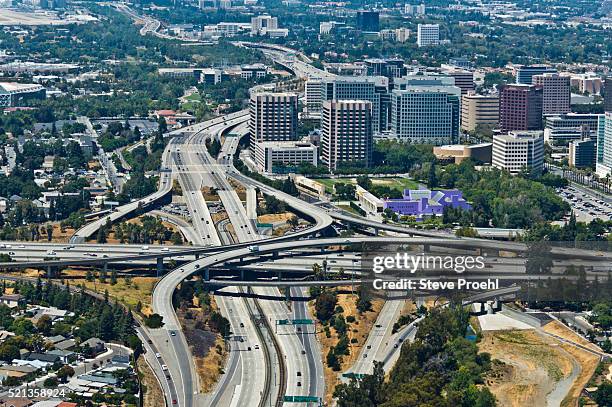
[383,189,471,218]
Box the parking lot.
[557,185,612,223]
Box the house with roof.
[54,339,77,351]
[383,188,471,219]
[81,337,105,355]
[0,294,25,309]
[0,364,39,380]
[47,349,75,364]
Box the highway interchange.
[0,41,610,407]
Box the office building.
[532,73,570,115]
[515,65,557,85]
[569,138,597,168]
[499,84,543,132]
[461,92,499,132]
[596,112,612,177]
[249,93,298,148]
[390,76,461,144]
[570,73,603,95]
[318,76,389,133]
[448,57,473,70]
[492,131,544,175]
[253,141,318,174]
[404,4,425,15]
[321,100,373,171]
[417,24,440,47]
[356,11,380,32]
[544,113,602,146]
[250,15,287,37]
[0,83,46,107]
[605,77,612,113]
[441,66,475,94]
[364,58,406,79]
[383,189,471,218]
[433,143,493,164]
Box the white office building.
[492,131,544,175]
[417,24,440,47]
[253,141,318,173]
[390,75,461,144]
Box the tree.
[427,160,437,188]
[288,215,299,229]
[315,290,337,323]
[110,270,117,285]
[144,313,164,329]
[43,377,58,388]
[593,382,612,407]
[35,314,53,335]
[356,175,372,190]
[56,365,75,383]
[326,346,341,371]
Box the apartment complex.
[417,24,440,47]
[492,131,544,175]
[249,92,298,148]
[499,84,543,132]
[390,76,461,144]
[532,73,570,115]
[321,100,373,170]
[461,92,499,132]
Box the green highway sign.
[276,319,314,325]
[283,395,320,403]
[342,373,365,379]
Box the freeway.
[70,139,175,243]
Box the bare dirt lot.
[480,329,574,407]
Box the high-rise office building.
[461,92,499,132]
[605,77,612,113]
[499,84,544,132]
[532,73,570,115]
[441,66,475,94]
[569,138,597,168]
[356,11,380,32]
[390,75,461,145]
[251,15,278,35]
[417,24,440,47]
[318,76,389,133]
[321,100,373,171]
[515,65,557,85]
[249,92,298,149]
[596,112,612,177]
[492,131,544,175]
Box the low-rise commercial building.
[253,141,317,173]
[433,143,493,164]
[0,83,45,107]
[383,189,471,218]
